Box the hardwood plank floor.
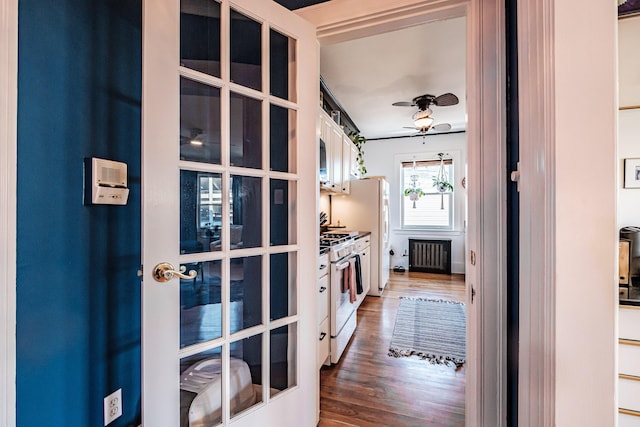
[318,271,466,427]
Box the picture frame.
[619,0,640,18]
[618,0,640,17]
[624,158,640,188]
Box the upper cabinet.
[341,134,351,193]
[319,112,333,188]
[319,109,356,194]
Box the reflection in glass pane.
[180,0,221,77]
[180,346,223,427]
[230,334,263,417]
[270,323,297,397]
[270,29,292,100]
[230,256,262,334]
[230,9,261,91]
[270,179,296,246]
[180,260,222,348]
[181,170,223,254]
[230,175,262,249]
[180,77,221,164]
[270,252,297,321]
[270,105,296,173]
[230,93,262,169]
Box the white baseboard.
[389,261,465,275]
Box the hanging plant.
[434,153,453,209]
[349,131,367,176]
[432,177,454,193]
[404,187,425,208]
[404,187,426,199]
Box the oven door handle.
[335,260,351,270]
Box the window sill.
[394,228,465,237]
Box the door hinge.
[510,161,521,192]
[137,266,143,277]
[471,286,476,303]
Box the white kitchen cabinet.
[318,109,355,194]
[330,125,344,192]
[319,111,334,191]
[317,252,330,369]
[317,275,329,324]
[620,411,640,427]
[341,134,351,194]
[350,140,360,179]
[619,305,640,423]
[621,307,640,341]
[354,235,370,307]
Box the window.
[402,159,453,229]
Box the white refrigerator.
[331,177,390,296]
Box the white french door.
[141,1,318,425]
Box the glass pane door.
[178,0,299,424]
[142,0,316,424]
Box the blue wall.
[17,1,142,426]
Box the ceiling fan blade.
[431,123,452,131]
[402,126,418,129]
[433,93,459,107]
[392,101,416,107]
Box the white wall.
[619,109,640,228]
[363,132,467,273]
[618,15,640,228]
[619,15,640,109]
[553,1,617,425]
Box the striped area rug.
[388,297,466,367]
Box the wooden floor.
[318,271,466,427]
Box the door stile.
[141,0,181,424]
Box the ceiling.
[319,17,467,140]
[273,0,329,10]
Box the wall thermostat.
[84,157,130,206]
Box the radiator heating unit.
[408,239,452,274]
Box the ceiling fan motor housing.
[413,94,436,111]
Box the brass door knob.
[152,262,197,283]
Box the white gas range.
[320,231,359,262]
[319,231,361,364]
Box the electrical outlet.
[104,388,122,426]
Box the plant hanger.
[434,153,453,209]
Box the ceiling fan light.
[412,108,432,119]
[414,115,434,129]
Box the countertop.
[353,231,371,239]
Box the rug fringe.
[388,347,466,367]
[399,296,465,306]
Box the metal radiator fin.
[408,239,452,274]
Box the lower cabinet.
[619,306,640,425]
[318,317,330,368]
[620,411,640,427]
[317,253,330,369]
[354,235,370,307]
[316,253,329,423]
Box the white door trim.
[516,1,556,424]
[0,0,18,424]
[297,0,508,425]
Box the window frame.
[399,153,459,231]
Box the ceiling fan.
[392,92,459,132]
